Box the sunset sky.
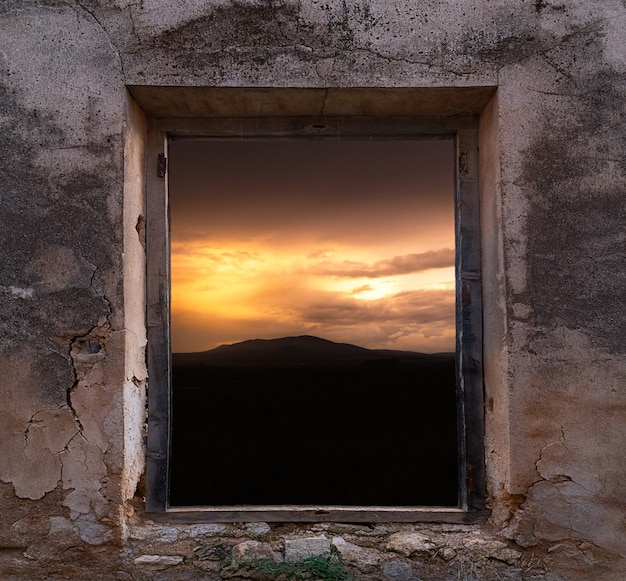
[169,139,456,353]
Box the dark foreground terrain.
[169,336,458,507]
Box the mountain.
[172,335,454,367]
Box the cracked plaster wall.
[0,0,625,579]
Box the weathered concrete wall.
[1,1,625,579]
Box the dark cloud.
[168,139,454,246]
[311,248,454,278]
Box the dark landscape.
[170,336,458,507]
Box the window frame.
[145,115,486,523]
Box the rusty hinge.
[157,153,167,178]
[466,464,475,495]
[458,151,468,176]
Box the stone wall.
[1,1,625,579]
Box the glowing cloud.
[310,248,454,278]
[169,139,456,353]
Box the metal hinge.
[157,153,167,178]
[458,151,468,176]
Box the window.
[142,99,486,522]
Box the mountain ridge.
[173,335,454,367]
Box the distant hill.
[173,335,454,367]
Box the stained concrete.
[1,0,625,579]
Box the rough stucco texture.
[1,1,625,579]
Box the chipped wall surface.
[1,1,625,579]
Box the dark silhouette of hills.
[170,335,458,507]
[173,335,454,367]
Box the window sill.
[146,506,490,524]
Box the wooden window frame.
[145,115,486,523]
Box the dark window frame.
[145,115,486,523]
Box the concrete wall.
[1,1,624,579]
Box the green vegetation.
[238,554,352,581]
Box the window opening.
[144,114,486,521]
[168,138,458,507]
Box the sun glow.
[169,139,456,353]
[171,239,456,348]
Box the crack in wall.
[88,262,114,326]
[319,88,329,117]
[22,407,81,447]
[62,258,113,451]
[531,422,606,500]
[58,430,88,486]
[69,1,127,79]
[22,412,40,447]
[65,326,110,435]
[534,423,567,478]
[127,2,143,47]
[66,330,95,435]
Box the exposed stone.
[185,523,229,538]
[232,540,281,563]
[387,532,438,558]
[332,536,382,568]
[192,559,222,573]
[245,522,271,540]
[48,516,74,536]
[133,555,185,569]
[75,518,116,546]
[461,537,521,565]
[129,523,179,542]
[12,516,50,537]
[439,546,457,561]
[381,559,414,581]
[501,508,539,548]
[284,536,331,561]
[193,542,232,562]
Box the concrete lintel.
[127,86,497,118]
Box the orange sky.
[169,139,456,353]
